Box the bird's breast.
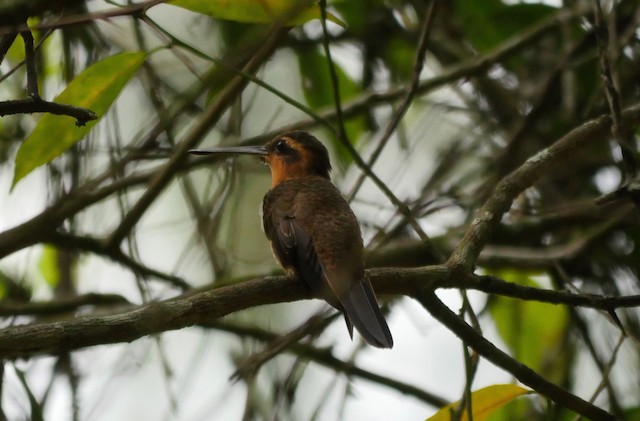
[262,177,364,277]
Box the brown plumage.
[190,131,393,348]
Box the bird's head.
[190,131,331,187]
[262,131,331,187]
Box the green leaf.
[427,384,530,421]
[298,49,361,110]
[488,269,570,382]
[331,0,380,34]
[456,1,556,52]
[383,36,416,82]
[170,0,345,27]
[12,52,146,188]
[623,406,640,421]
[38,244,60,288]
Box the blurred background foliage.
[1,0,640,420]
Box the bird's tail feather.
[341,279,393,348]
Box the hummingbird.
[190,131,393,348]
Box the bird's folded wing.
[273,215,327,299]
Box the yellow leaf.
[426,384,531,421]
[170,0,345,26]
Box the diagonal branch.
[348,0,438,199]
[416,291,614,421]
[318,0,435,246]
[211,320,448,408]
[594,0,637,176]
[45,231,191,290]
[448,102,640,272]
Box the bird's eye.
[275,140,288,153]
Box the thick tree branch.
[2,266,639,359]
[2,266,631,419]
[0,274,314,359]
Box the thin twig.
[467,273,640,310]
[0,29,97,125]
[0,0,169,37]
[20,29,39,98]
[451,294,480,421]
[594,1,637,176]
[141,14,335,133]
[587,333,626,405]
[348,0,438,199]
[347,0,444,262]
[318,0,347,142]
[230,312,333,381]
[46,231,191,290]
[318,0,433,244]
[0,293,131,316]
[0,97,97,126]
[0,27,54,85]
[210,320,449,408]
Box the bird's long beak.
[189,146,268,156]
